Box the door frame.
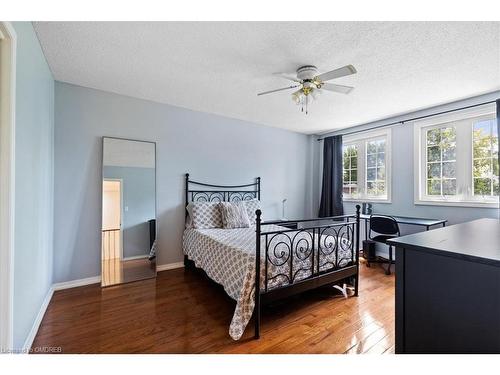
[102,178,124,260]
[0,21,16,352]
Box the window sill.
[414,199,499,209]
[343,198,392,204]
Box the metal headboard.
[185,173,260,209]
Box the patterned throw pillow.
[188,202,223,229]
[244,199,261,224]
[219,202,251,229]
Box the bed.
[182,174,361,340]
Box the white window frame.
[413,104,499,208]
[343,128,392,203]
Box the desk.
[388,219,500,353]
[269,220,298,230]
[360,214,447,240]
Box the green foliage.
[426,127,456,161]
[427,163,440,179]
[427,146,440,162]
[474,178,491,195]
[367,142,377,154]
[427,179,441,195]
[343,145,359,195]
[442,179,456,195]
[472,125,499,196]
[425,124,499,197]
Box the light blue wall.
[103,166,155,258]
[53,82,314,282]
[12,22,54,348]
[314,92,500,249]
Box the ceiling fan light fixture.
[257,64,357,114]
[313,80,322,89]
[310,89,318,101]
[292,91,302,104]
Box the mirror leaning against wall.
[101,137,157,287]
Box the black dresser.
[387,218,500,354]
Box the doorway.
[101,179,123,286]
[0,22,16,352]
[102,179,122,260]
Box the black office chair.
[369,215,400,275]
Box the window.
[342,129,391,202]
[366,139,386,197]
[426,127,457,196]
[343,145,358,196]
[473,119,499,197]
[414,104,498,207]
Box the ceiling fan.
[257,64,357,114]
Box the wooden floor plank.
[32,260,395,354]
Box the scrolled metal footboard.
[254,205,361,339]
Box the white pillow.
[187,202,223,229]
[244,199,261,224]
[219,201,251,229]
[185,208,193,229]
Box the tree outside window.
[366,139,386,197]
[342,145,358,197]
[426,127,457,196]
[473,119,499,197]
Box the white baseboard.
[122,254,148,261]
[52,263,185,290]
[156,262,184,272]
[21,276,100,352]
[51,263,184,291]
[22,263,183,351]
[52,276,101,291]
[22,286,54,352]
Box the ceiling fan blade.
[320,83,354,94]
[315,65,357,82]
[257,85,299,96]
[272,72,300,82]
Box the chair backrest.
[369,215,400,237]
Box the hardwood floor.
[101,257,156,287]
[32,260,395,354]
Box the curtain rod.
[316,99,498,141]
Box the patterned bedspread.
[182,225,353,340]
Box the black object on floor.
[362,239,376,261]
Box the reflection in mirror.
[101,137,156,287]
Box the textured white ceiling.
[33,22,500,135]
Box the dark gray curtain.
[319,135,344,217]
